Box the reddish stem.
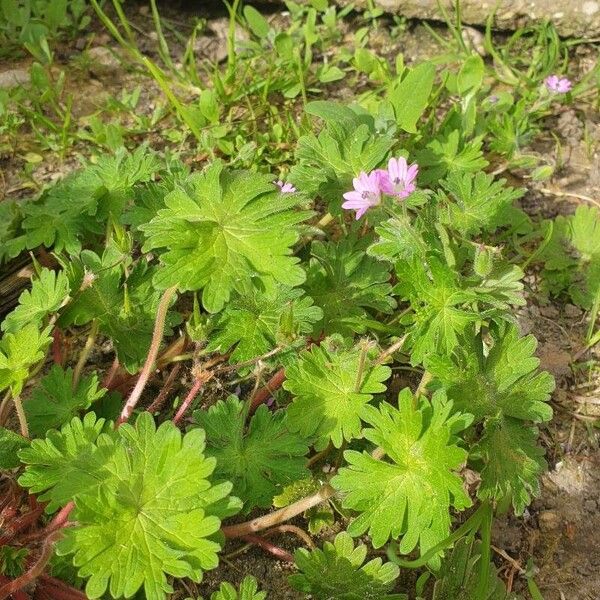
[248,368,286,415]
[0,502,46,545]
[45,502,74,534]
[38,575,87,600]
[0,529,63,600]
[240,534,294,562]
[146,363,181,414]
[0,577,27,600]
[101,357,120,389]
[51,328,64,366]
[118,286,177,425]
[172,372,212,424]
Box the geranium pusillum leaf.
[209,576,267,600]
[140,161,311,313]
[283,338,391,450]
[289,531,406,599]
[426,325,554,514]
[20,412,240,600]
[195,395,309,511]
[331,389,472,562]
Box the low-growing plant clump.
[0,0,599,599]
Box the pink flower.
[378,157,418,199]
[275,180,296,193]
[342,171,383,219]
[544,75,572,94]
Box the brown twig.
[118,286,177,425]
[101,356,120,389]
[222,484,335,538]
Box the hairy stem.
[72,320,99,389]
[172,372,212,424]
[222,484,336,538]
[118,286,177,425]
[240,534,294,562]
[0,529,63,600]
[146,363,182,413]
[13,394,29,439]
[264,524,315,549]
[249,367,286,415]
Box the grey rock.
[270,0,600,37]
[0,68,30,89]
[88,46,121,75]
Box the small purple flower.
[342,171,383,220]
[275,180,296,193]
[378,157,418,199]
[544,75,572,94]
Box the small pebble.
[564,304,582,318]
[538,510,561,531]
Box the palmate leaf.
[141,161,311,313]
[20,412,240,600]
[305,236,396,336]
[395,256,481,365]
[416,128,488,185]
[194,396,309,511]
[283,338,391,449]
[0,199,25,264]
[436,171,524,236]
[289,532,405,600]
[21,147,159,255]
[0,427,29,469]
[24,365,106,438]
[426,325,554,513]
[18,412,114,512]
[209,576,266,600]
[0,324,52,396]
[332,389,471,557]
[205,283,322,366]
[2,268,70,334]
[289,102,394,211]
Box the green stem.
[475,501,493,599]
[72,320,99,389]
[226,0,242,79]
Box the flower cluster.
[342,157,419,220]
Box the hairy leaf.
[2,268,69,334]
[141,162,310,313]
[0,324,52,396]
[331,389,472,555]
[195,396,308,511]
[0,427,29,469]
[205,283,321,366]
[305,236,396,336]
[289,531,405,599]
[209,576,266,600]
[31,413,239,600]
[437,172,524,236]
[283,339,391,449]
[426,326,554,513]
[290,102,394,211]
[24,366,106,438]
